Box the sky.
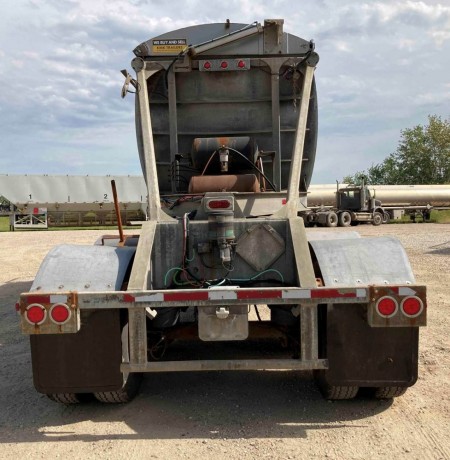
[0,0,449,184]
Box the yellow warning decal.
[152,39,188,54]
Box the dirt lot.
[0,224,449,459]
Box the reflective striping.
[164,291,209,302]
[50,294,69,303]
[237,290,282,300]
[26,295,50,304]
[123,294,136,303]
[356,288,366,298]
[208,290,238,300]
[282,289,311,299]
[311,289,356,299]
[135,293,164,302]
[399,287,417,297]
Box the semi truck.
[17,20,426,403]
[308,183,450,223]
[304,182,387,227]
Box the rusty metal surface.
[121,358,328,373]
[188,174,260,193]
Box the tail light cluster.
[376,295,423,318]
[370,293,426,327]
[24,303,72,326]
[19,297,80,334]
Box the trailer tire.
[382,212,391,224]
[314,371,359,400]
[318,383,359,400]
[338,211,351,227]
[47,393,82,404]
[372,212,383,226]
[94,373,142,403]
[325,212,338,227]
[374,386,408,399]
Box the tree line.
[343,115,450,185]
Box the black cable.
[164,50,187,90]
[254,305,262,322]
[227,147,276,191]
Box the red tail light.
[401,297,423,318]
[25,304,47,325]
[207,199,232,209]
[376,296,398,317]
[50,303,71,324]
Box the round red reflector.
[203,61,211,70]
[237,60,246,68]
[26,304,46,325]
[50,304,71,324]
[401,297,423,317]
[208,200,231,209]
[220,61,228,69]
[377,297,397,317]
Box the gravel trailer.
[18,20,426,403]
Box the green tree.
[343,115,450,185]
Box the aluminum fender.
[309,236,415,286]
[306,230,361,241]
[30,244,136,293]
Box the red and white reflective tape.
[122,287,369,304]
[24,294,68,304]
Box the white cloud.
[0,0,448,182]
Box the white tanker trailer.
[308,184,450,220]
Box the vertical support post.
[127,221,157,365]
[136,68,162,221]
[289,217,319,361]
[284,63,316,218]
[111,180,124,243]
[271,71,281,191]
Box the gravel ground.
[0,223,449,459]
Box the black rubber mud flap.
[318,303,418,387]
[30,310,124,394]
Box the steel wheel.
[372,212,383,226]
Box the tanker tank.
[308,184,450,209]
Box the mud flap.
[318,303,418,387]
[31,310,124,393]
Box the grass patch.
[391,209,450,224]
[432,209,450,223]
[0,216,9,231]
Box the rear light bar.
[18,284,426,334]
[200,59,250,72]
